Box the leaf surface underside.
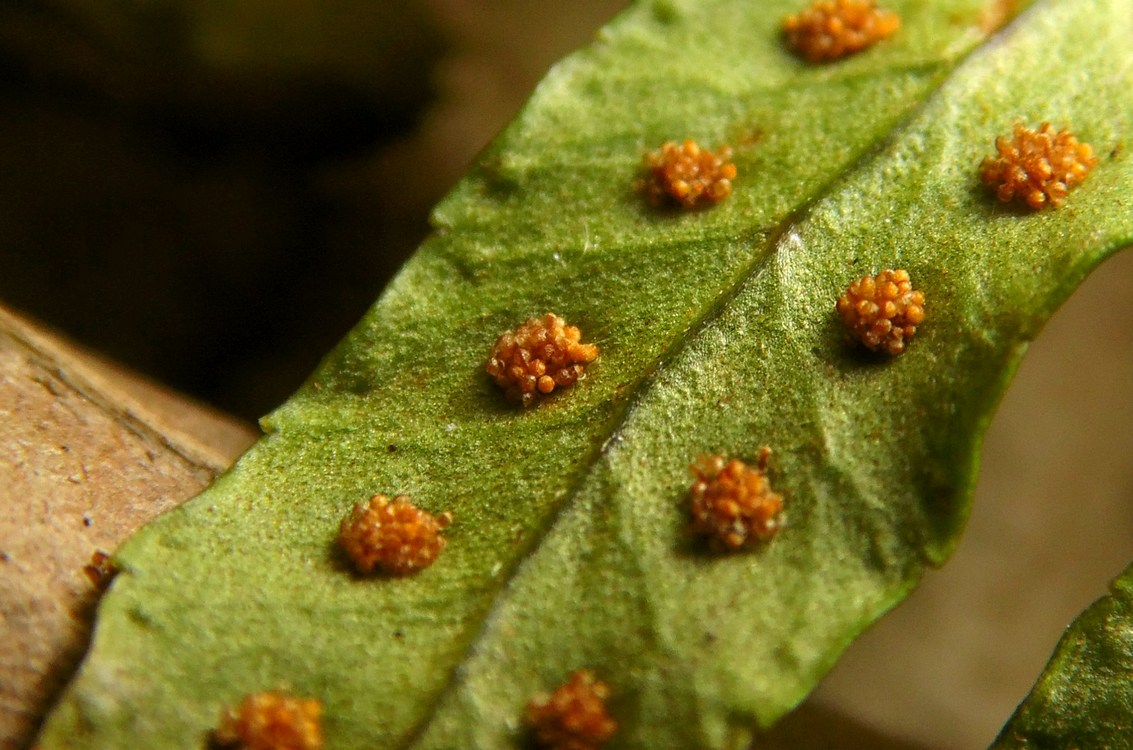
[38,0,1133,748]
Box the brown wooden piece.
[0,305,255,750]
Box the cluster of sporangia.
[210,0,1104,747]
[836,268,926,355]
[783,0,900,62]
[689,450,784,551]
[641,139,737,209]
[525,670,618,750]
[979,121,1099,210]
[486,312,600,406]
[338,494,453,576]
[214,692,323,750]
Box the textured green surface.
[38,0,1133,748]
[992,564,1133,748]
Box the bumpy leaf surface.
[992,563,1133,748]
[38,0,1133,747]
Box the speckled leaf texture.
[37,0,1133,748]
[992,563,1133,748]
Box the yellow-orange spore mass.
[214,692,323,750]
[836,268,925,355]
[525,670,618,750]
[641,139,736,209]
[783,0,900,62]
[82,549,114,589]
[486,313,599,406]
[689,451,783,551]
[338,494,452,575]
[980,122,1098,210]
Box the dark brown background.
[0,0,627,420]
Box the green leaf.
[991,563,1133,748]
[37,0,1133,748]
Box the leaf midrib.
[394,9,1020,746]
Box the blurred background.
[0,0,627,420]
[1,2,1131,748]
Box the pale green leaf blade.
[36,0,1133,748]
[991,563,1133,748]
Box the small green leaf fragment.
[991,563,1133,749]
